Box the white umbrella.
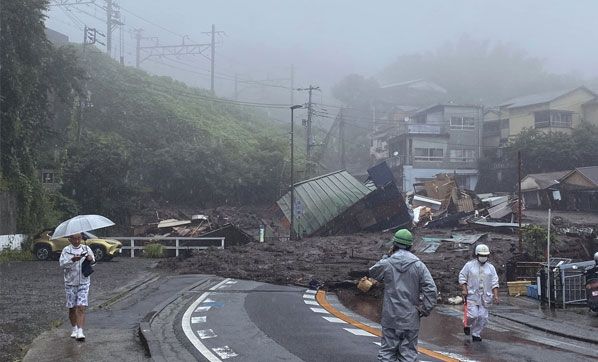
[51,214,115,239]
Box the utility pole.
[290,105,303,240]
[106,0,113,57]
[518,150,523,253]
[298,85,320,178]
[339,109,346,169]
[210,24,215,93]
[135,29,142,68]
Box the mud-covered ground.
[0,258,160,362]
[159,210,596,302]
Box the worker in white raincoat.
[369,229,437,362]
[458,243,500,342]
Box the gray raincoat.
[369,249,437,330]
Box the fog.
[46,0,598,105]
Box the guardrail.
[111,236,225,258]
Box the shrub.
[143,243,164,258]
[522,225,558,260]
[0,248,34,262]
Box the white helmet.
[475,244,490,256]
[594,251,598,263]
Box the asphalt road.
[17,271,598,362]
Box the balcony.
[398,123,447,135]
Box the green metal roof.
[277,170,375,236]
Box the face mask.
[478,256,488,264]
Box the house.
[369,105,417,163]
[275,169,411,237]
[559,166,598,211]
[520,170,569,209]
[483,86,598,151]
[386,104,483,192]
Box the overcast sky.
[45,0,598,103]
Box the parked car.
[31,230,122,262]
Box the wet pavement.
[336,290,598,361]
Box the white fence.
[0,234,27,250]
[111,236,225,257]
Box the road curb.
[91,273,161,311]
[490,311,598,345]
[138,275,215,361]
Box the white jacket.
[59,244,95,286]
[458,259,499,306]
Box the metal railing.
[111,236,225,257]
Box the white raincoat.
[59,244,95,286]
[458,259,499,306]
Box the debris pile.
[409,174,524,232]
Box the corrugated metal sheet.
[277,171,374,236]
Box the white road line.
[304,289,317,294]
[303,300,319,305]
[182,278,231,362]
[310,307,330,314]
[322,316,347,324]
[343,328,376,337]
[302,294,316,300]
[225,280,237,285]
[373,342,381,346]
[195,306,212,312]
[191,316,207,323]
[212,346,239,359]
[198,329,218,339]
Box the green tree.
[1,0,83,232]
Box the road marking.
[212,346,238,359]
[225,280,237,285]
[322,316,347,324]
[305,289,317,294]
[182,278,232,362]
[344,327,376,337]
[310,307,330,314]
[195,306,212,312]
[303,294,316,300]
[192,316,207,323]
[198,329,218,339]
[315,290,459,362]
[373,342,381,346]
[304,300,319,305]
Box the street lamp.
[290,104,303,240]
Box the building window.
[414,148,444,161]
[450,149,475,162]
[534,110,572,128]
[450,116,475,130]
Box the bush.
[0,248,34,262]
[143,243,164,258]
[522,225,558,260]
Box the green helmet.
[392,229,413,246]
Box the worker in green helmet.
[369,229,437,362]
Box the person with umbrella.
[55,215,114,341]
[59,233,95,341]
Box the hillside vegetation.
[1,0,290,233]
[55,49,289,225]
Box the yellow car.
[31,230,122,261]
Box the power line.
[119,5,186,38]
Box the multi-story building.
[483,86,598,153]
[386,104,483,192]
